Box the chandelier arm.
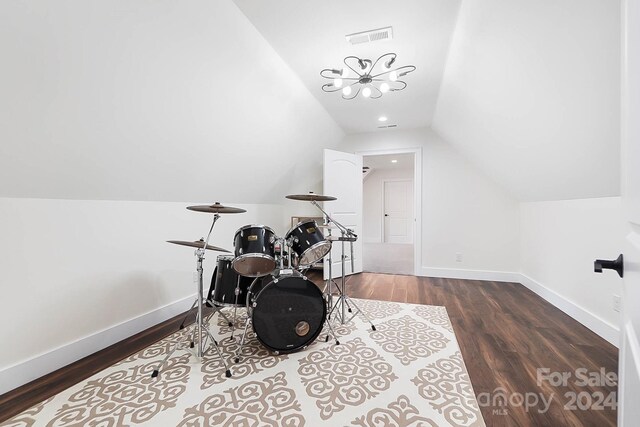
[344,56,365,77]
[342,85,360,100]
[370,85,383,99]
[321,83,344,93]
[370,65,416,79]
[320,70,362,80]
[390,80,408,91]
[370,52,396,73]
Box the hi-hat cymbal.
[286,193,337,202]
[167,239,231,252]
[186,202,246,214]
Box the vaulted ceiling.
[233,0,461,133]
[0,0,621,203]
[235,0,621,201]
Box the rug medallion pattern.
[1,299,485,427]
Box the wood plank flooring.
[340,273,618,427]
[0,273,618,426]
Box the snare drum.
[232,225,276,277]
[248,272,326,353]
[285,220,332,267]
[208,255,254,307]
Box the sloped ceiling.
[233,0,461,133]
[0,0,343,203]
[432,0,621,201]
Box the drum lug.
[252,302,257,308]
[302,276,307,281]
[274,351,279,355]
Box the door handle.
[384,214,389,217]
[594,254,624,278]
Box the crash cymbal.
[186,202,246,214]
[285,193,337,202]
[167,239,231,252]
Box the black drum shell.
[285,220,331,266]
[249,274,326,353]
[232,225,276,277]
[208,256,254,307]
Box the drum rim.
[217,254,235,261]
[234,224,276,237]
[298,240,332,266]
[285,219,321,238]
[231,253,276,277]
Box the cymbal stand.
[310,200,375,331]
[151,213,231,378]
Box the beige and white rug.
[1,299,485,427]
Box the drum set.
[150,194,375,379]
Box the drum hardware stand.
[233,277,260,363]
[178,298,233,332]
[310,200,376,331]
[151,213,231,378]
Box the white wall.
[0,0,343,393]
[0,0,343,203]
[0,197,284,393]
[520,197,625,344]
[342,127,520,275]
[433,0,621,201]
[363,168,414,243]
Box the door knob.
[594,254,624,278]
[384,214,389,217]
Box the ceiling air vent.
[377,124,398,129]
[346,26,393,45]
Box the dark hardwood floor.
[341,273,618,427]
[0,273,618,426]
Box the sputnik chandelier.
[320,53,416,100]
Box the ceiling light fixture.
[378,116,388,122]
[321,53,416,100]
[391,159,398,163]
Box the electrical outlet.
[456,253,463,263]
[613,294,621,312]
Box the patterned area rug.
[1,299,485,427]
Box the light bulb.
[389,71,398,82]
[362,87,372,98]
[342,86,352,96]
[378,116,388,122]
[334,78,343,88]
[380,83,390,93]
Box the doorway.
[361,152,416,275]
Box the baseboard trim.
[419,267,521,283]
[518,274,619,347]
[0,294,195,395]
[418,267,619,347]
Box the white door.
[323,149,363,279]
[384,180,413,244]
[619,1,640,424]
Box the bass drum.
[249,273,326,353]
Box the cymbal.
[167,239,231,252]
[186,202,246,214]
[286,193,337,202]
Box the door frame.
[382,178,413,244]
[356,147,422,276]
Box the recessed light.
[378,116,388,122]
[391,159,398,163]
